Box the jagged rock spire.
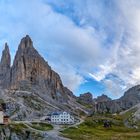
[0,43,11,70]
[19,35,33,49]
[0,43,11,88]
[0,36,72,103]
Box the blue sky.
[0,0,140,99]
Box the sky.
[0,0,140,99]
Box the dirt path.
[14,119,84,140]
[47,125,70,140]
[15,121,70,140]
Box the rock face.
[95,85,140,114]
[78,86,140,114]
[120,103,140,129]
[0,35,74,103]
[0,36,88,121]
[78,92,93,104]
[0,124,48,140]
[95,100,120,114]
[95,94,112,103]
[120,85,140,108]
[0,43,11,88]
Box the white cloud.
[103,79,126,98]
[50,63,84,91]
[90,0,140,97]
[89,62,116,81]
[0,0,103,92]
[1,0,140,97]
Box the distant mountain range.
[78,85,140,114]
[1,35,140,121]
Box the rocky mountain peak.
[19,35,33,49]
[4,42,9,50]
[94,85,140,114]
[0,35,75,103]
[123,85,140,97]
[11,35,50,89]
[0,43,11,88]
[0,43,11,69]
[0,36,88,119]
[95,94,112,103]
[78,92,93,104]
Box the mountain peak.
[4,42,9,50]
[8,35,72,102]
[19,35,33,49]
[95,94,112,103]
[0,43,11,68]
[0,43,11,88]
[0,36,87,119]
[78,92,93,104]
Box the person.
[104,120,111,128]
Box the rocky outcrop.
[119,103,140,129]
[120,85,140,108]
[95,94,112,103]
[95,100,121,114]
[0,43,11,88]
[78,92,93,105]
[0,36,88,117]
[0,124,47,140]
[0,35,75,103]
[0,43,11,70]
[77,86,140,114]
[95,85,140,114]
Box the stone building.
[51,111,74,124]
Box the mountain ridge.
[0,35,88,121]
[1,35,140,119]
[0,35,73,102]
[93,85,140,113]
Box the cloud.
[89,62,116,81]
[50,63,84,91]
[1,0,140,98]
[103,79,126,98]
[88,0,140,97]
[0,0,103,92]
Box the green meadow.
[61,114,140,140]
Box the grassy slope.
[61,114,140,140]
[0,123,43,139]
[29,122,53,131]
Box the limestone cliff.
[78,92,93,105]
[95,85,140,113]
[95,94,112,103]
[0,43,11,88]
[0,35,87,116]
[10,35,70,102]
[0,35,74,103]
